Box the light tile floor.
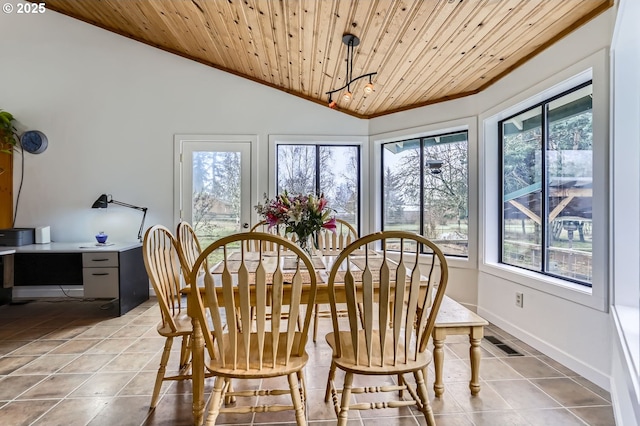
[0,298,616,425]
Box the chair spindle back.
[327,231,448,367]
[189,232,318,371]
[143,225,187,333]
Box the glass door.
[176,137,252,247]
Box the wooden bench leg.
[432,328,446,398]
[469,326,483,395]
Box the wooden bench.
[433,295,489,397]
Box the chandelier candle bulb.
[364,82,374,94]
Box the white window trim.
[479,49,608,312]
[268,134,369,233]
[370,117,477,271]
[610,0,640,411]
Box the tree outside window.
[382,132,469,257]
[191,151,242,242]
[277,144,360,231]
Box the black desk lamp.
[91,194,148,242]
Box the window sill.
[444,255,473,270]
[479,261,606,312]
[612,305,640,395]
[384,252,472,271]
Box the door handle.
[242,223,249,229]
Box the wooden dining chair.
[178,220,248,331]
[189,232,318,425]
[142,225,194,409]
[176,221,204,274]
[248,221,308,333]
[312,218,358,342]
[316,218,357,254]
[248,220,294,251]
[324,231,448,426]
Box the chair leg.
[337,372,354,426]
[414,368,436,426]
[223,378,236,405]
[150,336,173,409]
[297,369,307,404]
[288,372,307,426]
[205,376,226,426]
[313,304,319,343]
[179,334,191,370]
[324,360,336,402]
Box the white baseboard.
[12,286,84,299]
[478,306,611,391]
[11,286,154,300]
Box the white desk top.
[0,249,16,256]
[4,242,141,253]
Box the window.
[381,131,469,257]
[174,135,255,247]
[500,82,593,286]
[276,144,360,231]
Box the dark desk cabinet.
[0,250,15,305]
[15,253,83,285]
[9,242,149,316]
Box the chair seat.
[326,330,432,374]
[156,311,192,337]
[206,331,309,378]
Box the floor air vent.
[485,335,523,356]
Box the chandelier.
[326,33,377,109]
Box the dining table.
[182,249,487,426]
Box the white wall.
[478,16,615,392]
[0,9,367,243]
[370,8,617,392]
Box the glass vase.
[296,233,315,258]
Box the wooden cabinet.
[0,151,12,228]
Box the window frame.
[380,130,470,259]
[371,117,477,270]
[268,135,369,235]
[498,80,594,287]
[480,50,608,312]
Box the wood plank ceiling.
[40,0,613,118]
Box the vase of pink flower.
[254,191,336,256]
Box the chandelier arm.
[325,33,376,105]
[325,72,378,96]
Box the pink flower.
[318,197,327,211]
[265,213,279,228]
[322,217,337,233]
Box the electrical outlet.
[515,292,524,308]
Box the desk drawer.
[83,252,118,268]
[83,267,119,298]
